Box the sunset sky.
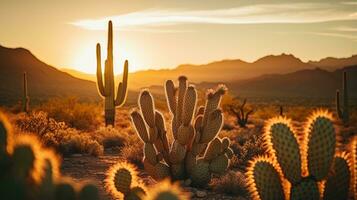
[1,0,357,74]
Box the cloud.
[70,2,357,32]
[306,31,357,42]
[333,26,357,32]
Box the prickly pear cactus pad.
[350,136,357,199]
[290,178,320,200]
[264,117,302,184]
[105,162,143,199]
[303,111,335,181]
[322,153,351,200]
[246,156,285,200]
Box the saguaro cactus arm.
[96,43,107,97]
[115,60,128,106]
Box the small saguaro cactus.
[246,110,353,200]
[229,98,253,128]
[131,76,233,187]
[23,72,30,113]
[0,111,100,200]
[336,71,349,125]
[96,20,129,126]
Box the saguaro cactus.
[246,110,353,200]
[23,72,30,113]
[96,20,129,126]
[336,71,349,125]
[131,76,233,187]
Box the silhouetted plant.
[229,99,253,128]
[336,71,349,126]
[22,72,30,113]
[96,20,128,126]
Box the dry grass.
[210,170,248,197]
[38,97,101,130]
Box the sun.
[72,41,139,74]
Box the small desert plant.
[246,110,354,200]
[229,99,253,128]
[210,170,248,197]
[131,76,233,187]
[38,97,101,130]
[96,20,128,126]
[0,111,100,200]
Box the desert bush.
[92,126,127,149]
[38,97,101,130]
[210,170,248,197]
[118,141,144,168]
[15,111,104,156]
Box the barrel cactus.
[0,111,100,200]
[96,20,129,126]
[131,76,232,187]
[246,110,353,200]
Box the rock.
[196,190,207,198]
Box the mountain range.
[1,44,357,106]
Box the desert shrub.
[118,141,143,168]
[92,126,127,148]
[42,128,104,156]
[210,170,248,197]
[38,97,101,130]
[15,111,67,136]
[15,111,104,156]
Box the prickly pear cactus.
[246,110,353,200]
[96,20,129,126]
[0,111,100,200]
[131,76,232,187]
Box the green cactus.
[22,72,30,113]
[323,154,351,200]
[246,110,353,200]
[131,77,231,187]
[0,111,100,200]
[96,20,128,126]
[336,71,349,125]
[79,184,100,200]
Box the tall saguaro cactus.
[23,72,30,113]
[96,21,129,126]
[336,71,349,125]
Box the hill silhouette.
[64,53,357,90]
[0,45,100,105]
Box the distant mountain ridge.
[0,45,100,105]
[1,45,357,106]
[63,53,357,89]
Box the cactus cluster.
[105,161,189,200]
[131,76,233,187]
[23,72,30,113]
[336,71,349,125]
[246,110,354,200]
[96,20,128,126]
[0,112,100,200]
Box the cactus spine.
[23,72,30,113]
[246,110,353,200]
[96,20,128,126]
[0,111,100,200]
[131,77,232,187]
[336,71,349,125]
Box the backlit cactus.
[131,76,232,187]
[105,162,147,199]
[0,111,99,200]
[96,20,128,126]
[105,161,189,200]
[246,110,353,200]
[336,71,349,125]
[22,72,30,113]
